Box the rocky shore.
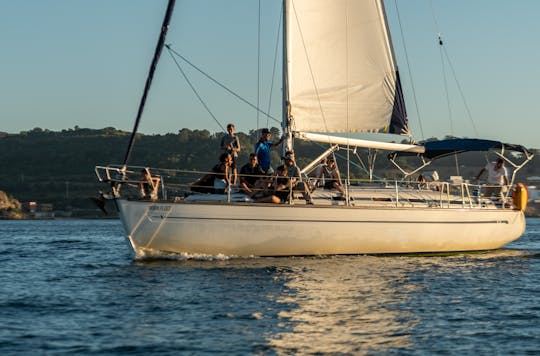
[0,191,27,219]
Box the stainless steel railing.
[95,165,515,209]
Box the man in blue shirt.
[254,128,285,174]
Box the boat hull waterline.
[117,199,525,256]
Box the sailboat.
[96,0,533,256]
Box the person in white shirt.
[475,158,509,201]
[313,157,345,196]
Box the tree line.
[0,127,538,212]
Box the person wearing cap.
[475,157,509,201]
[254,128,285,174]
[283,150,298,179]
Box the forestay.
[286,0,408,135]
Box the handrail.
[95,164,518,210]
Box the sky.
[1,0,540,148]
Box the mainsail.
[286,0,408,135]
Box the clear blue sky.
[1,1,539,147]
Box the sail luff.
[378,0,398,81]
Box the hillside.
[1,127,539,216]
[0,126,287,212]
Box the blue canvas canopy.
[394,138,530,160]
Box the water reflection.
[130,247,538,354]
[267,249,536,354]
[267,257,418,354]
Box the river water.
[1,218,539,354]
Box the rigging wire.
[429,0,478,137]
[165,45,281,125]
[166,47,226,132]
[393,0,425,140]
[436,32,460,175]
[429,1,466,176]
[440,45,479,137]
[266,2,283,129]
[309,141,384,180]
[354,151,370,175]
[123,0,176,167]
[438,33,455,136]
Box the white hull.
[116,199,525,256]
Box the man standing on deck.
[475,158,509,201]
[254,128,285,175]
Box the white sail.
[286,0,406,134]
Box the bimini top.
[394,138,531,160]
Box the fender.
[512,183,528,211]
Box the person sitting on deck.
[191,153,233,194]
[313,157,345,196]
[417,174,427,190]
[283,151,313,204]
[311,157,328,188]
[418,170,441,191]
[212,153,233,194]
[254,165,291,204]
[139,167,160,201]
[239,153,266,196]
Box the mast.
[122,0,176,167]
[282,0,293,154]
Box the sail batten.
[286,0,408,135]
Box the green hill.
[1,127,538,215]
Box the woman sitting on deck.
[139,167,160,201]
[313,157,344,196]
[191,153,233,194]
[254,165,291,204]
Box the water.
[1,219,540,354]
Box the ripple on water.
[0,218,540,354]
